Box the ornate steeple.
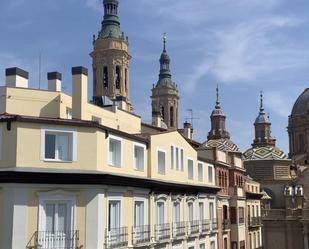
[99,0,122,39]
[207,86,230,140]
[252,92,276,147]
[151,34,179,129]
[91,0,132,111]
[156,34,176,89]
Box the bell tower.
[252,92,276,147]
[91,0,132,111]
[151,34,179,130]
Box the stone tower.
[207,86,230,140]
[91,0,132,111]
[252,92,276,147]
[151,35,179,130]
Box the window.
[199,202,204,221]
[171,146,174,169]
[124,68,128,90]
[299,134,305,152]
[44,202,70,232]
[230,207,237,224]
[108,136,122,167]
[200,244,205,249]
[134,144,145,171]
[208,166,214,183]
[42,130,76,161]
[158,150,166,174]
[198,163,203,182]
[157,202,165,225]
[108,200,121,230]
[103,66,108,88]
[211,241,216,249]
[209,202,214,220]
[188,202,194,222]
[66,108,72,119]
[134,201,144,227]
[188,159,194,180]
[176,147,179,170]
[92,116,102,124]
[173,202,180,223]
[224,238,228,249]
[180,149,184,171]
[115,66,121,89]
[170,106,174,127]
[239,207,245,224]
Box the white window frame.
[156,200,166,224]
[133,197,146,227]
[107,196,123,229]
[187,201,194,222]
[40,128,77,162]
[133,142,146,171]
[157,148,166,175]
[188,158,194,180]
[38,190,77,233]
[108,135,123,167]
[208,165,214,184]
[198,161,203,182]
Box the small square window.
[134,145,144,171]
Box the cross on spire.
[216,84,220,107]
[163,33,167,52]
[260,90,265,114]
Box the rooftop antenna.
[186,109,200,129]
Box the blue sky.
[1,0,309,153]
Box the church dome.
[291,88,309,116]
[243,146,288,160]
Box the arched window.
[160,106,165,120]
[103,66,108,88]
[224,172,227,187]
[298,134,305,152]
[170,106,174,127]
[115,66,121,89]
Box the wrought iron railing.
[210,218,218,231]
[222,219,231,230]
[200,219,210,234]
[155,223,170,241]
[249,216,262,227]
[172,221,186,238]
[187,220,200,235]
[26,230,80,249]
[132,225,151,246]
[239,217,245,224]
[105,227,128,249]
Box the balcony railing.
[249,216,262,227]
[172,221,186,238]
[155,223,170,242]
[210,218,218,231]
[26,230,80,249]
[222,219,231,230]
[187,220,200,236]
[239,217,245,224]
[199,219,210,234]
[105,227,128,249]
[132,225,151,246]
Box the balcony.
[199,219,210,234]
[249,216,262,227]
[132,225,151,246]
[105,227,128,249]
[187,220,200,236]
[155,223,170,242]
[222,219,231,230]
[210,218,218,231]
[26,230,80,249]
[172,221,186,239]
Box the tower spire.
[207,86,230,140]
[163,33,167,52]
[252,91,276,147]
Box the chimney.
[152,110,161,128]
[5,67,29,88]
[47,72,62,92]
[183,121,193,140]
[72,66,88,120]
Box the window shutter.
[230,207,237,224]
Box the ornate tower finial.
[260,90,265,113]
[163,33,167,52]
[216,84,220,107]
